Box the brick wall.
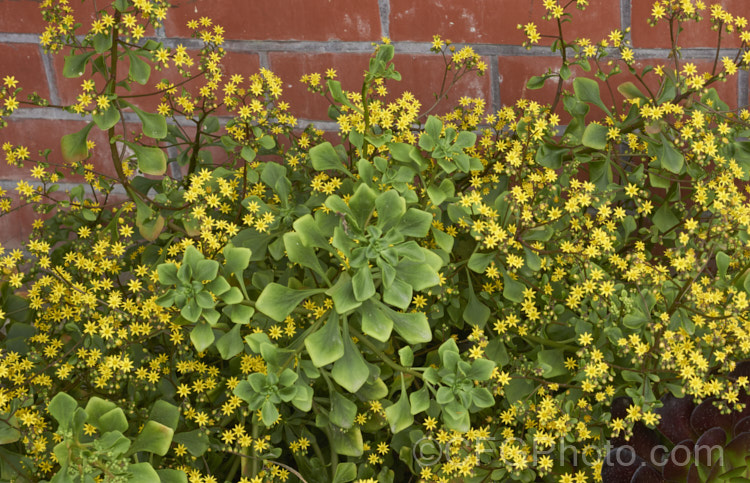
[1,0,748,245]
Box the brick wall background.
[1,0,748,246]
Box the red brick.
[164,0,382,41]
[270,51,492,122]
[0,43,50,104]
[52,48,257,115]
[499,56,563,109]
[270,52,371,121]
[0,119,117,180]
[498,55,613,123]
[498,55,739,123]
[631,0,746,48]
[390,53,491,116]
[0,193,36,249]
[0,1,45,34]
[390,0,619,45]
[0,0,101,35]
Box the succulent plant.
[602,365,750,482]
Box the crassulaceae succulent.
[602,367,750,482]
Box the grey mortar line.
[490,56,501,113]
[378,0,391,39]
[621,0,632,42]
[738,69,749,109]
[39,48,61,106]
[3,32,738,59]
[257,51,271,70]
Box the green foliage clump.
[1,0,750,482]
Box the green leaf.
[326,273,362,314]
[526,75,547,90]
[60,122,94,163]
[149,401,180,431]
[92,32,112,53]
[292,384,314,412]
[156,469,187,483]
[329,425,363,457]
[352,267,376,302]
[63,51,96,78]
[127,103,167,139]
[310,142,350,174]
[535,143,567,169]
[425,115,442,140]
[92,105,121,130]
[442,400,469,432]
[348,183,377,228]
[657,134,684,174]
[216,323,244,359]
[260,400,279,427]
[396,208,432,238]
[293,214,329,248]
[98,408,128,433]
[223,304,254,324]
[409,386,430,415]
[331,329,369,393]
[130,421,174,456]
[261,161,290,200]
[157,263,179,285]
[652,202,679,233]
[327,79,356,110]
[190,322,214,352]
[259,134,275,149]
[128,463,160,483]
[284,232,325,276]
[172,430,208,456]
[240,146,256,162]
[384,392,413,433]
[375,190,406,232]
[468,252,495,273]
[126,51,151,85]
[453,131,476,150]
[381,303,431,344]
[305,312,345,367]
[581,123,608,150]
[573,77,609,113]
[329,391,357,429]
[48,393,77,429]
[383,277,412,309]
[223,245,251,275]
[716,252,730,280]
[463,290,490,328]
[617,81,646,100]
[360,299,393,342]
[133,144,167,176]
[256,284,325,322]
[537,349,568,378]
[332,462,357,483]
[84,397,116,427]
[398,346,414,366]
[194,259,219,282]
[503,273,524,303]
[0,417,20,444]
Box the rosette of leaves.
[46,392,183,483]
[421,338,496,432]
[254,181,441,368]
[602,390,750,483]
[234,368,310,428]
[323,183,442,313]
[156,245,246,352]
[417,115,483,174]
